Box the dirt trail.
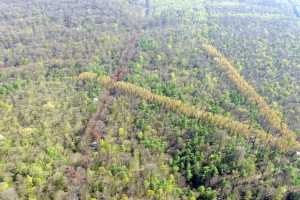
[63,33,141,199]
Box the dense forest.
[0,0,300,199]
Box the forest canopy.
[0,0,300,199]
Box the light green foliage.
[198,186,217,200]
[0,0,300,199]
[0,182,10,192]
[0,66,90,198]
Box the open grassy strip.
[202,43,296,141]
[93,75,300,152]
